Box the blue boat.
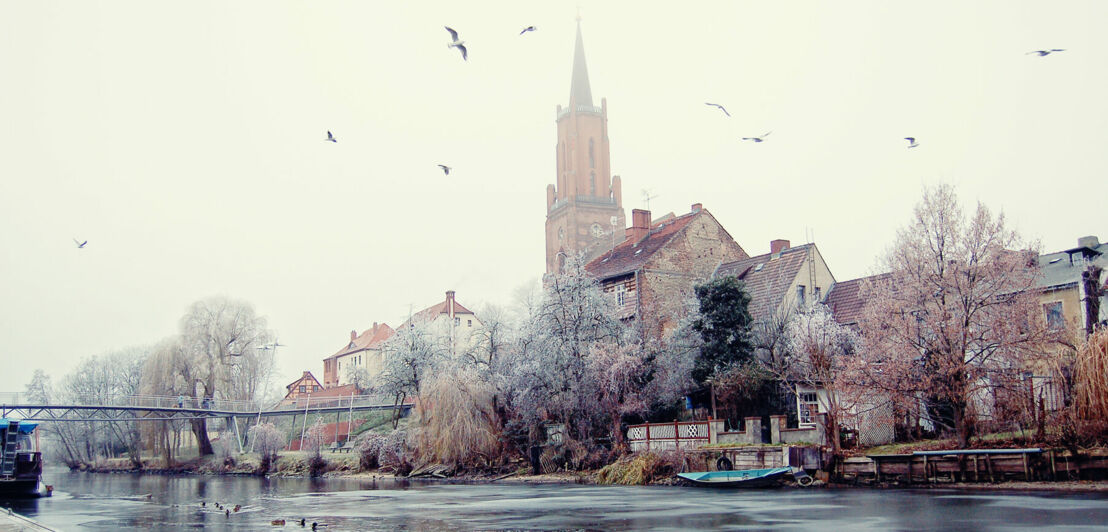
[677,466,794,488]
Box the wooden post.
[923,455,929,483]
[986,454,995,483]
[873,457,881,482]
[906,457,912,484]
[1022,453,1030,481]
[973,455,979,482]
[1049,449,1057,480]
[674,421,680,450]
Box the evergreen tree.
[691,277,755,384]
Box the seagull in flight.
[704,102,730,117]
[904,137,920,148]
[438,164,452,175]
[520,26,536,35]
[741,131,772,143]
[1027,49,1065,56]
[325,131,337,143]
[445,26,467,61]
[73,238,88,249]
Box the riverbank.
[0,508,53,531]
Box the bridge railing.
[0,392,406,413]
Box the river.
[3,467,1108,530]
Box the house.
[322,322,395,388]
[282,371,324,404]
[398,290,483,358]
[1037,235,1108,336]
[584,204,748,336]
[715,240,840,435]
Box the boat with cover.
[0,419,46,498]
[677,466,794,488]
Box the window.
[1043,301,1065,330]
[454,317,460,326]
[590,171,596,195]
[467,319,472,327]
[616,283,628,307]
[589,138,595,169]
[797,285,806,307]
[298,385,306,393]
[814,286,821,301]
[799,392,819,425]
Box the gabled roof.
[325,323,395,361]
[716,244,813,323]
[823,273,893,327]
[399,294,477,329]
[285,371,321,391]
[586,211,701,280]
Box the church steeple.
[569,22,593,107]
[545,21,626,275]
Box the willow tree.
[855,185,1049,447]
[144,297,272,456]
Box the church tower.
[545,21,626,274]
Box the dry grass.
[596,451,685,485]
[1075,329,1108,422]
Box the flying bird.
[904,137,920,148]
[704,102,730,117]
[1027,49,1065,56]
[520,26,536,35]
[438,164,452,175]
[741,132,772,143]
[73,238,87,249]
[325,131,337,143]
[445,26,467,60]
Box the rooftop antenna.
[641,189,658,210]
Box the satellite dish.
[609,216,618,226]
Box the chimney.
[350,330,357,341]
[1078,235,1100,249]
[372,321,378,330]
[770,239,790,255]
[631,209,652,243]
[691,203,703,213]
[446,290,456,319]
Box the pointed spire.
[569,21,593,107]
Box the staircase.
[1,420,18,478]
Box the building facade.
[322,322,395,388]
[545,22,626,274]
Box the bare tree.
[854,184,1049,447]
[378,321,445,426]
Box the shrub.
[596,450,685,485]
[411,372,502,470]
[378,429,412,476]
[248,422,285,474]
[353,432,386,471]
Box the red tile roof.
[399,294,477,329]
[716,245,812,323]
[586,211,701,279]
[325,323,395,361]
[823,273,891,326]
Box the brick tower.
[545,21,626,274]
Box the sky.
[2,1,1106,392]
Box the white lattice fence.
[628,421,710,451]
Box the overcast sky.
[2,1,1105,392]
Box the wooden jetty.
[841,448,1108,484]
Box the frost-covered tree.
[589,342,650,449]
[378,321,445,422]
[783,305,857,454]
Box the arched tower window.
[589,138,595,169]
[590,171,596,196]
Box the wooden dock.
[841,448,1108,484]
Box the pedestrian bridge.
[0,392,411,423]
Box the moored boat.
[677,466,794,488]
[0,419,46,498]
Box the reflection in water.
[3,468,1108,531]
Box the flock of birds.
[704,49,1066,148]
[199,500,322,528]
[68,33,1066,252]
